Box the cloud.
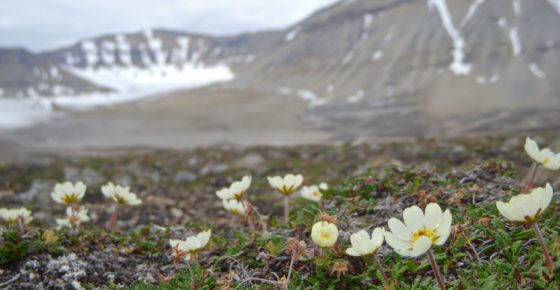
[0,0,339,52]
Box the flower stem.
[427,249,446,290]
[244,202,257,242]
[532,223,555,270]
[373,254,389,284]
[106,205,119,231]
[284,196,290,224]
[287,252,296,282]
[17,216,26,235]
[523,163,538,193]
[461,230,481,263]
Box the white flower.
[311,221,338,248]
[222,199,246,216]
[384,203,452,257]
[51,181,86,204]
[101,182,142,206]
[56,206,90,228]
[0,208,33,224]
[524,137,560,170]
[496,183,554,224]
[268,174,304,196]
[346,227,385,256]
[169,230,212,261]
[216,175,251,200]
[300,185,323,202]
[319,182,329,191]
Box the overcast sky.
[0,0,340,52]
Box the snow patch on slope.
[67,64,233,94]
[363,14,374,28]
[460,0,485,28]
[529,63,546,78]
[285,27,300,42]
[512,0,521,16]
[297,90,327,107]
[509,28,522,56]
[0,98,60,130]
[549,0,560,14]
[428,0,472,75]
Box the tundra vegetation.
[0,135,559,289]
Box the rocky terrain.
[0,135,559,288]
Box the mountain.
[0,28,282,98]
[1,0,559,140]
[236,0,560,136]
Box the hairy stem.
[106,204,119,231]
[461,230,481,263]
[287,252,296,282]
[427,249,446,290]
[250,204,269,238]
[244,202,257,242]
[284,196,290,224]
[532,223,554,270]
[523,163,538,193]
[373,254,389,284]
[17,216,26,235]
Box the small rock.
[452,145,465,154]
[81,167,106,186]
[235,153,264,168]
[199,164,229,175]
[170,207,184,219]
[146,171,161,183]
[17,180,56,205]
[64,167,105,186]
[113,175,133,187]
[46,253,87,285]
[174,171,197,183]
[63,167,80,182]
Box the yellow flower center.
[229,209,242,215]
[524,208,542,224]
[62,194,79,204]
[280,186,295,195]
[233,191,245,200]
[542,158,549,165]
[411,228,438,244]
[114,194,127,204]
[321,232,332,240]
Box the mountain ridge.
[1,0,559,140]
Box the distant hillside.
[0,0,559,138]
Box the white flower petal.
[384,231,410,251]
[403,206,425,232]
[524,137,542,163]
[518,193,540,218]
[294,175,304,188]
[434,209,452,245]
[424,203,442,229]
[538,183,554,212]
[284,174,295,188]
[388,218,411,240]
[409,236,432,257]
[346,247,360,256]
[371,227,385,248]
[496,201,518,222]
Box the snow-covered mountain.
[1,0,559,136]
[0,28,279,100]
